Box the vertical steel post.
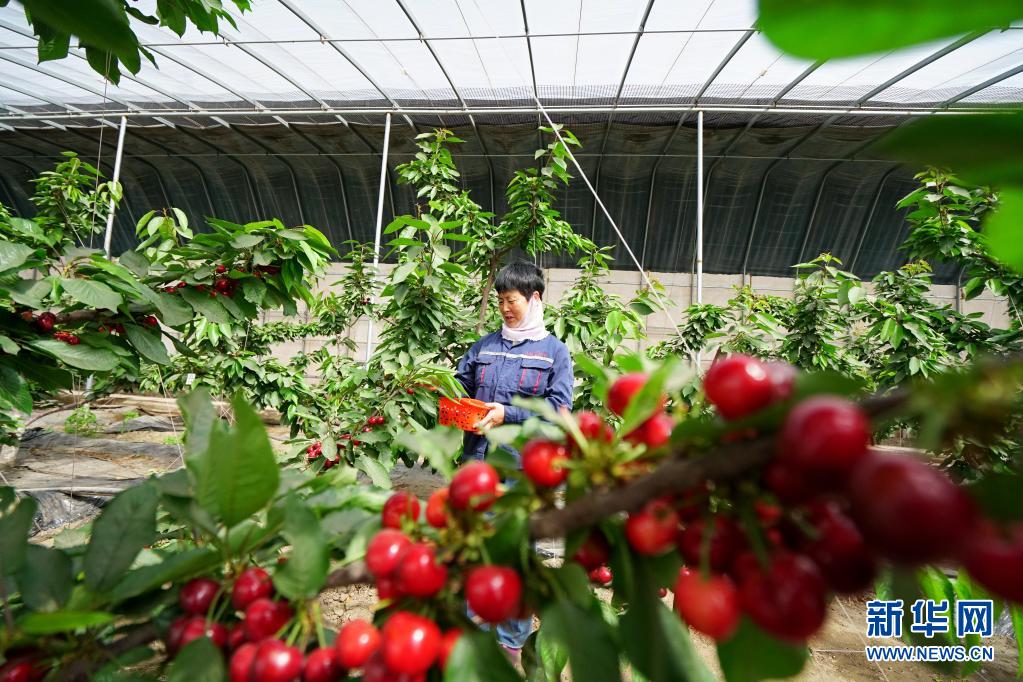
[365,113,392,362]
[102,116,127,256]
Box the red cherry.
[216,264,228,274]
[777,396,870,484]
[678,517,747,573]
[178,616,228,652]
[375,575,402,600]
[244,598,293,642]
[230,642,258,682]
[737,553,828,643]
[608,373,664,416]
[179,577,220,616]
[336,619,380,669]
[625,498,679,556]
[166,615,191,656]
[228,622,247,650]
[381,611,441,675]
[674,568,741,641]
[589,565,612,585]
[522,440,570,487]
[763,362,797,401]
[754,501,782,527]
[406,388,415,395]
[34,312,56,333]
[763,461,815,505]
[659,587,669,598]
[962,521,1023,603]
[573,411,614,447]
[0,659,46,682]
[572,531,611,571]
[449,461,500,511]
[849,452,976,564]
[395,543,448,598]
[251,639,303,682]
[425,487,449,528]
[233,567,274,610]
[365,529,412,577]
[803,503,877,594]
[381,492,421,529]
[465,566,523,623]
[704,354,774,420]
[674,485,709,522]
[438,629,463,669]
[625,413,674,449]
[362,652,424,682]
[143,315,159,327]
[303,647,342,682]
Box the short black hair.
[494,261,545,300]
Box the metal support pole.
[365,113,392,363]
[695,111,704,367]
[102,116,127,257]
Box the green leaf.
[19,610,115,635]
[758,0,1022,60]
[153,292,195,327]
[717,618,808,682]
[540,601,622,682]
[616,554,715,682]
[16,544,72,612]
[123,324,171,365]
[879,113,1023,187]
[241,278,266,306]
[167,636,226,682]
[22,0,139,60]
[1011,606,1023,679]
[230,233,265,249]
[110,547,219,602]
[0,239,36,272]
[180,287,232,324]
[0,365,32,413]
[984,187,1023,271]
[355,455,391,489]
[483,508,528,567]
[391,261,417,285]
[60,277,123,310]
[273,497,329,600]
[118,249,150,278]
[29,338,119,371]
[7,279,50,307]
[0,496,38,575]
[444,630,521,682]
[84,482,158,592]
[0,334,19,355]
[188,393,279,528]
[967,472,1023,522]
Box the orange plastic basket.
[438,397,491,431]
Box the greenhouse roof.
[0,0,1020,124]
[0,1,1020,282]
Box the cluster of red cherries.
[580,353,1022,644]
[306,417,389,471]
[162,566,345,682]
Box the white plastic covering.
[0,0,1018,124]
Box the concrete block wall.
[264,266,1012,375]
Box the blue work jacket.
[455,331,574,462]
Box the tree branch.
[63,623,161,681]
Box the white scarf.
[501,295,549,343]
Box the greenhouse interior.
[0,0,1022,680]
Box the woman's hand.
[475,402,505,431]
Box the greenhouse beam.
[0,105,998,126]
[695,110,704,367]
[366,112,392,364]
[102,117,128,257]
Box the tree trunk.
[476,254,500,335]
